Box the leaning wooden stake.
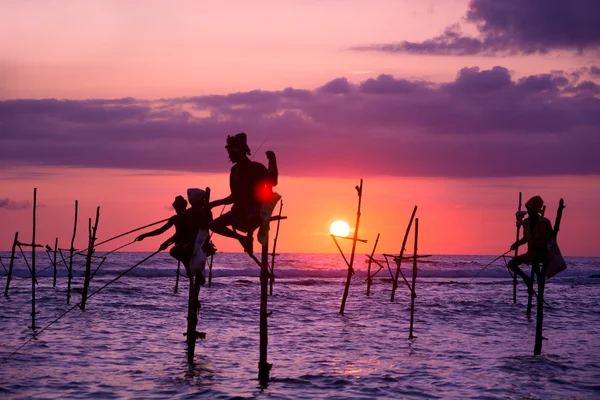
[67,201,78,304]
[175,261,181,293]
[31,188,38,329]
[366,233,380,297]
[186,188,210,364]
[4,232,19,297]
[208,255,214,288]
[513,192,522,304]
[269,200,283,296]
[408,218,419,339]
[339,179,363,315]
[52,238,58,288]
[534,199,564,355]
[391,206,417,303]
[81,207,100,311]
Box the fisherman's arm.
[266,150,278,186]
[208,195,234,209]
[136,218,175,241]
[159,234,177,251]
[510,237,528,251]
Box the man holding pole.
[508,196,553,291]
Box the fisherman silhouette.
[508,196,553,292]
[208,132,278,254]
[135,195,188,244]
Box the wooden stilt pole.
[175,261,181,293]
[186,188,210,364]
[4,232,18,297]
[67,201,78,305]
[31,188,37,329]
[513,192,522,304]
[339,179,363,316]
[269,200,283,296]
[81,207,100,311]
[391,206,417,303]
[534,199,564,355]
[409,218,419,339]
[258,231,271,383]
[527,204,546,314]
[208,255,214,288]
[366,233,380,297]
[52,238,58,288]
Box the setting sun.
[330,220,351,237]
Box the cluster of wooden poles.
[2,187,287,385]
[332,179,429,339]
[509,192,565,355]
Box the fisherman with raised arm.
[508,196,553,291]
[208,133,278,254]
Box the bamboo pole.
[527,204,546,313]
[175,260,181,293]
[31,188,37,329]
[409,218,419,339]
[391,206,417,303]
[535,199,564,355]
[81,207,100,311]
[208,255,214,288]
[269,200,283,296]
[4,232,19,297]
[366,233,380,297]
[186,187,210,364]
[259,231,272,383]
[339,179,363,315]
[52,238,58,288]
[513,192,522,304]
[67,201,78,305]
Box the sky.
[1,0,599,256]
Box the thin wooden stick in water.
[4,232,18,297]
[258,229,271,383]
[31,188,37,330]
[366,233,380,297]
[409,218,419,339]
[391,206,417,303]
[514,192,522,304]
[175,261,181,293]
[67,201,78,305]
[52,238,58,288]
[81,207,100,311]
[269,200,283,296]
[340,179,363,315]
[208,255,214,288]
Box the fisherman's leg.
[508,256,534,290]
[209,212,247,241]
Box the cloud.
[1,66,599,178]
[0,198,31,210]
[352,0,600,56]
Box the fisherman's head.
[172,195,187,214]
[525,195,544,217]
[187,188,206,208]
[226,132,251,163]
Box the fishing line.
[470,250,511,281]
[4,250,161,361]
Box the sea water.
[1,252,599,399]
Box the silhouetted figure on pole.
[508,196,553,291]
[208,133,277,254]
[136,195,188,244]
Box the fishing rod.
[95,218,170,247]
[470,250,512,281]
[4,250,162,360]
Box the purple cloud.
[0,198,31,211]
[352,0,600,56]
[1,66,599,178]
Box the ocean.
[1,252,599,399]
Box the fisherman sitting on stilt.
[508,196,553,292]
[135,195,188,244]
[167,189,214,282]
[208,132,278,254]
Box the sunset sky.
[1,0,599,256]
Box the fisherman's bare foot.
[239,235,254,255]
